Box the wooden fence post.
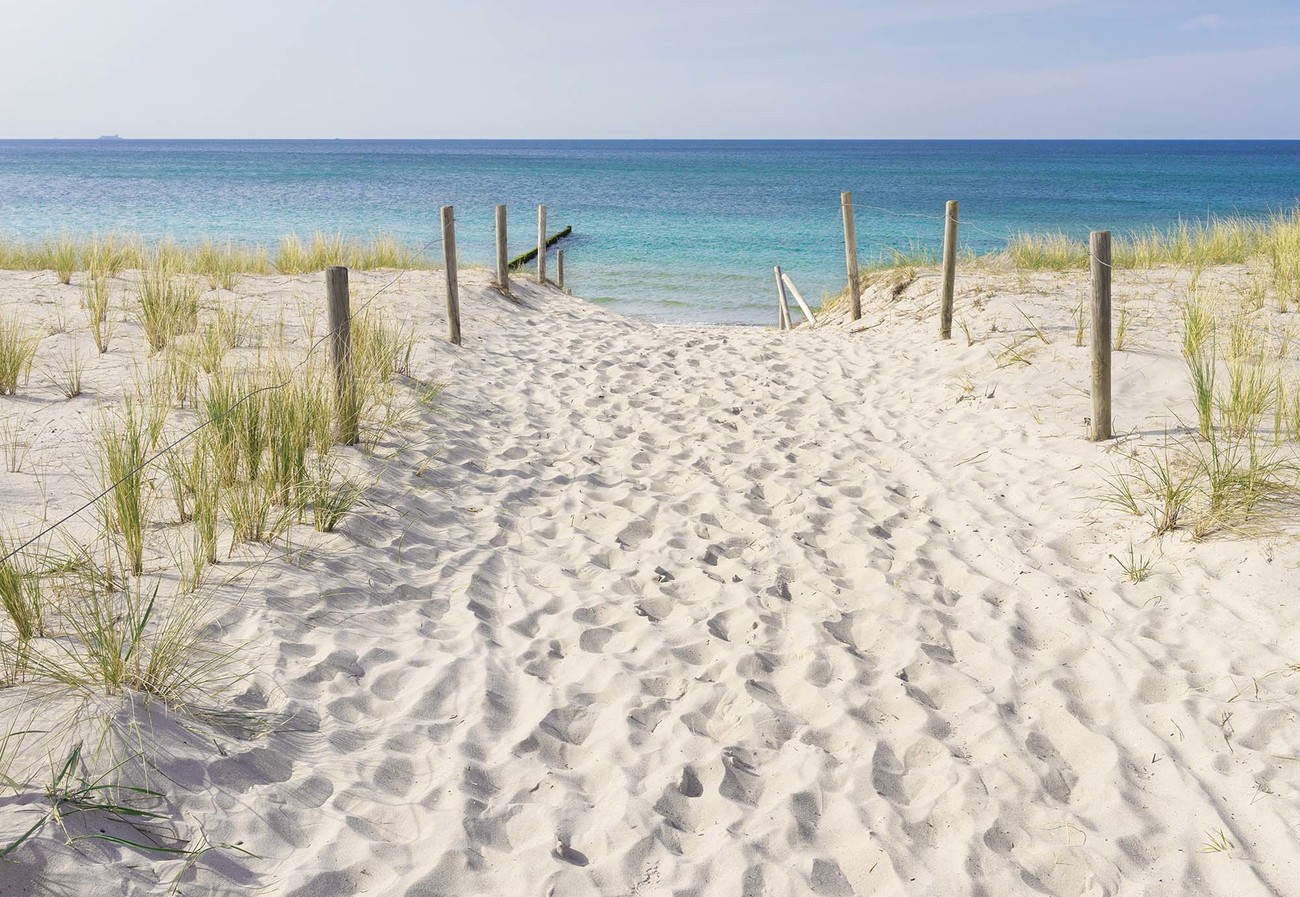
[841,192,861,321]
[781,271,816,326]
[774,265,793,330]
[495,204,509,294]
[441,205,461,346]
[325,266,358,445]
[537,204,547,284]
[557,249,565,291]
[939,199,959,340]
[1090,230,1113,441]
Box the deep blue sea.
[2,140,1298,324]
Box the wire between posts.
[0,233,446,567]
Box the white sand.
[2,264,1299,896]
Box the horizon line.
[6,136,1300,143]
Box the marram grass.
[0,232,437,278]
[0,314,42,395]
[1105,290,1300,542]
[1007,209,1300,277]
[0,293,436,831]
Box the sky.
[0,0,1298,138]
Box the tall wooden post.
[495,204,509,294]
[1089,230,1113,441]
[939,200,959,340]
[841,192,861,321]
[441,205,461,346]
[325,266,358,445]
[537,204,547,284]
[557,249,565,291]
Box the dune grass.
[193,239,269,291]
[0,533,45,647]
[98,401,155,576]
[275,233,427,274]
[861,246,939,273]
[1105,285,1300,541]
[83,274,114,354]
[0,260,436,861]
[0,314,42,395]
[134,255,201,353]
[0,276,434,852]
[1007,210,1300,291]
[49,236,79,285]
[52,348,84,399]
[0,232,436,280]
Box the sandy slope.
[3,264,1300,897]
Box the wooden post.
[1089,230,1113,441]
[774,266,786,329]
[939,200,959,340]
[441,205,461,346]
[841,192,861,321]
[537,204,547,284]
[774,265,793,331]
[495,204,509,294]
[325,266,358,445]
[781,272,816,325]
[557,249,565,291]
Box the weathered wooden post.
[781,271,816,326]
[774,265,793,330]
[841,192,861,321]
[1089,230,1113,441]
[537,204,547,284]
[495,204,509,294]
[557,249,565,291]
[441,205,461,346]
[325,266,358,445]
[939,200,959,340]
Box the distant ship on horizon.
[97,134,123,140]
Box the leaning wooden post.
[325,266,358,446]
[494,204,509,294]
[1089,230,1113,441]
[841,192,861,321]
[441,205,462,346]
[781,271,816,326]
[939,199,959,340]
[536,204,547,284]
[557,249,565,291]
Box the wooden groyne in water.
[508,225,572,270]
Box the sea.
[1,139,1298,324]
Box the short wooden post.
[325,266,358,445]
[939,200,959,340]
[781,272,816,325]
[495,204,509,294]
[557,249,565,291]
[1089,230,1113,441]
[441,205,461,346]
[841,192,861,321]
[774,265,793,330]
[537,204,547,284]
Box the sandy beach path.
[6,268,1299,897]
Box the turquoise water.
[2,140,1298,324]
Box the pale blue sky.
[1,0,1297,138]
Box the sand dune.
[2,265,1299,896]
